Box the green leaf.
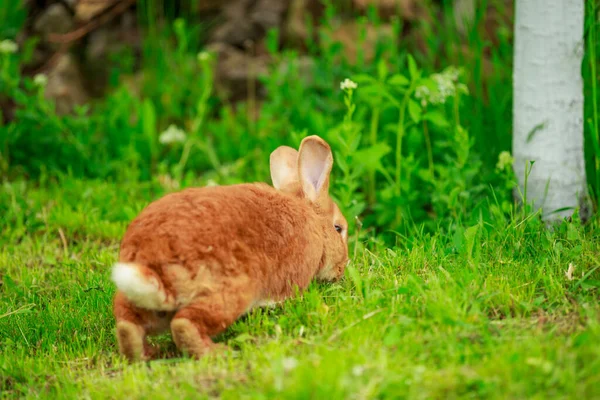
[423,110,449,128]
[388,74,409,87]
[567,223,579,241]
[142,99,157,157]
[526,121,547,143]
[377,59,388,80]
[408,99,422,123]
[464,224,480,259]
[396,286,410,294]
[408,54,419,81]
[380,90,401,108]
[231,333,254,344]
[173,18,187,53]
[346,264,364,299]
[265,28,280,54]
[452,226,465,252]
[360,85,384,99]
[582,280,600,290]
[352,74,376,85]
[1,274,25,298]
[354,143,391,173]
[383,326,402,347]
[2,274,18,291]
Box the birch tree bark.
[513,0,588,220]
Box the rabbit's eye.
[334,224,343,234]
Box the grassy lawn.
[2,1,600,398]
[2,177,600,399]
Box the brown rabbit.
[112,135,349,361]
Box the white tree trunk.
[513,0,587,220]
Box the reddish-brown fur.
[112,136,348,361]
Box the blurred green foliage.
[0,0,597,240]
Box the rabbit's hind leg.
[170,278,256,359]
[114,291,171,361]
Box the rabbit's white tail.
[111,262,176,311]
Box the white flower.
[415,86,430,99]
[33,74,48,87]
[0,39,17,54]
[340,78,358,91]
[197,51,211,62]
[496,151,514,171]
[442,66,460,82]
[433,73,454,99]
[416,66,466,106]
[159,124,187,145]
[415,85,430,107]
[282,357,298,372]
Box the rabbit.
[111,135,349,361]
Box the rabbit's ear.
[270,146,299,190]
[298,135,333,203]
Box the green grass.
[2,1,600,398]
[2,177,600,399]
